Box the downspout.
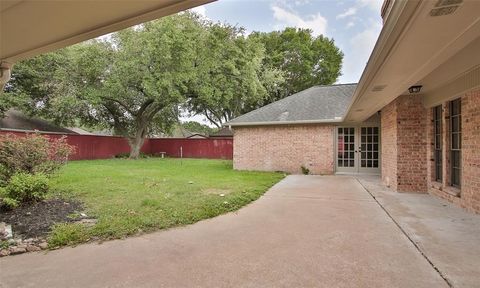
[0,61,13,93]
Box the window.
[433,105,442,182]
[450,99,461,187]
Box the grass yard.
[47,158,284,247]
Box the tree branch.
[100,96,135,116]
[137,99,155,118]
[204,110,221,128]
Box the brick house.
[228,0,480,214]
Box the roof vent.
[435,0,462,7]
[372,85,387,92]
[430,0,462,16]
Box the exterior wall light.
[408,85,422,93]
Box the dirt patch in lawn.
[202,188,232,195]
[0,199,84,239]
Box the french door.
[336,126,380,174]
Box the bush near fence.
[0,129,233,160]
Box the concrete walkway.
[0,176,451,287]
[357,175,480,288]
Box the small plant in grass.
[0,240,11,250]
[301,165,310,175]
[48,223,90,247]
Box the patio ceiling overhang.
[0,0,213,64]
[345,0,480,122]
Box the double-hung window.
[433,105,442,182]
[450,99,461,187]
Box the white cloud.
[336,7,357,19]
[271,6,327,36]
[190,5,207,18]
[357,0,383,12]
[294,0,311,6]
[346,21,355,28]
[338,22,382,83]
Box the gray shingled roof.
[0,109,78,134]
[227,83,357,126]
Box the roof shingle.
[226,83,357,126]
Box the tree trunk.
[128,135,145,159]
[128,127,147,159]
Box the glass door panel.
[336,127,356,172]
[359,126,380,173]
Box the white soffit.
[346,0,480,122]
[0,0,214,63]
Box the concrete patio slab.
[0,176,448,288]
[357,175,480,288]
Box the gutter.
[225,118,343,127]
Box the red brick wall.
[396,95,428,192]
[380,95,428,192]
[381,100,398,190]
[233,125,335,174]
[427,88,480,214]
[461,90,480,213]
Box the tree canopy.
[185,23,284,127]
[250,28,344,101]
[181,121,216,136]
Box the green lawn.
[48,158,284,247]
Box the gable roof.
[226,83,357,126]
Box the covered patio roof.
[346,0,480,122]
[0,0,214,88]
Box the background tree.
[249,28,343,101]
[186,23,284,127]
[1,49,70,117]
[181,121,216,136]
[5,13,202,158]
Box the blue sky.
[190,0,384,84]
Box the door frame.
[335,125,381,175]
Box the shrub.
[1,173,49,208]
[301,165,310,175]
[0,133,75,181]
[115,152,149,159]
[0,186,18,208]
[114,152,130,159]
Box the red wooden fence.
[0,129,233,160]
[149,138,233,159]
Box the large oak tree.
[5,13,203,158]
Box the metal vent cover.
[430,0,463,16]
[372,85,387,92]
[435,0,463,7]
